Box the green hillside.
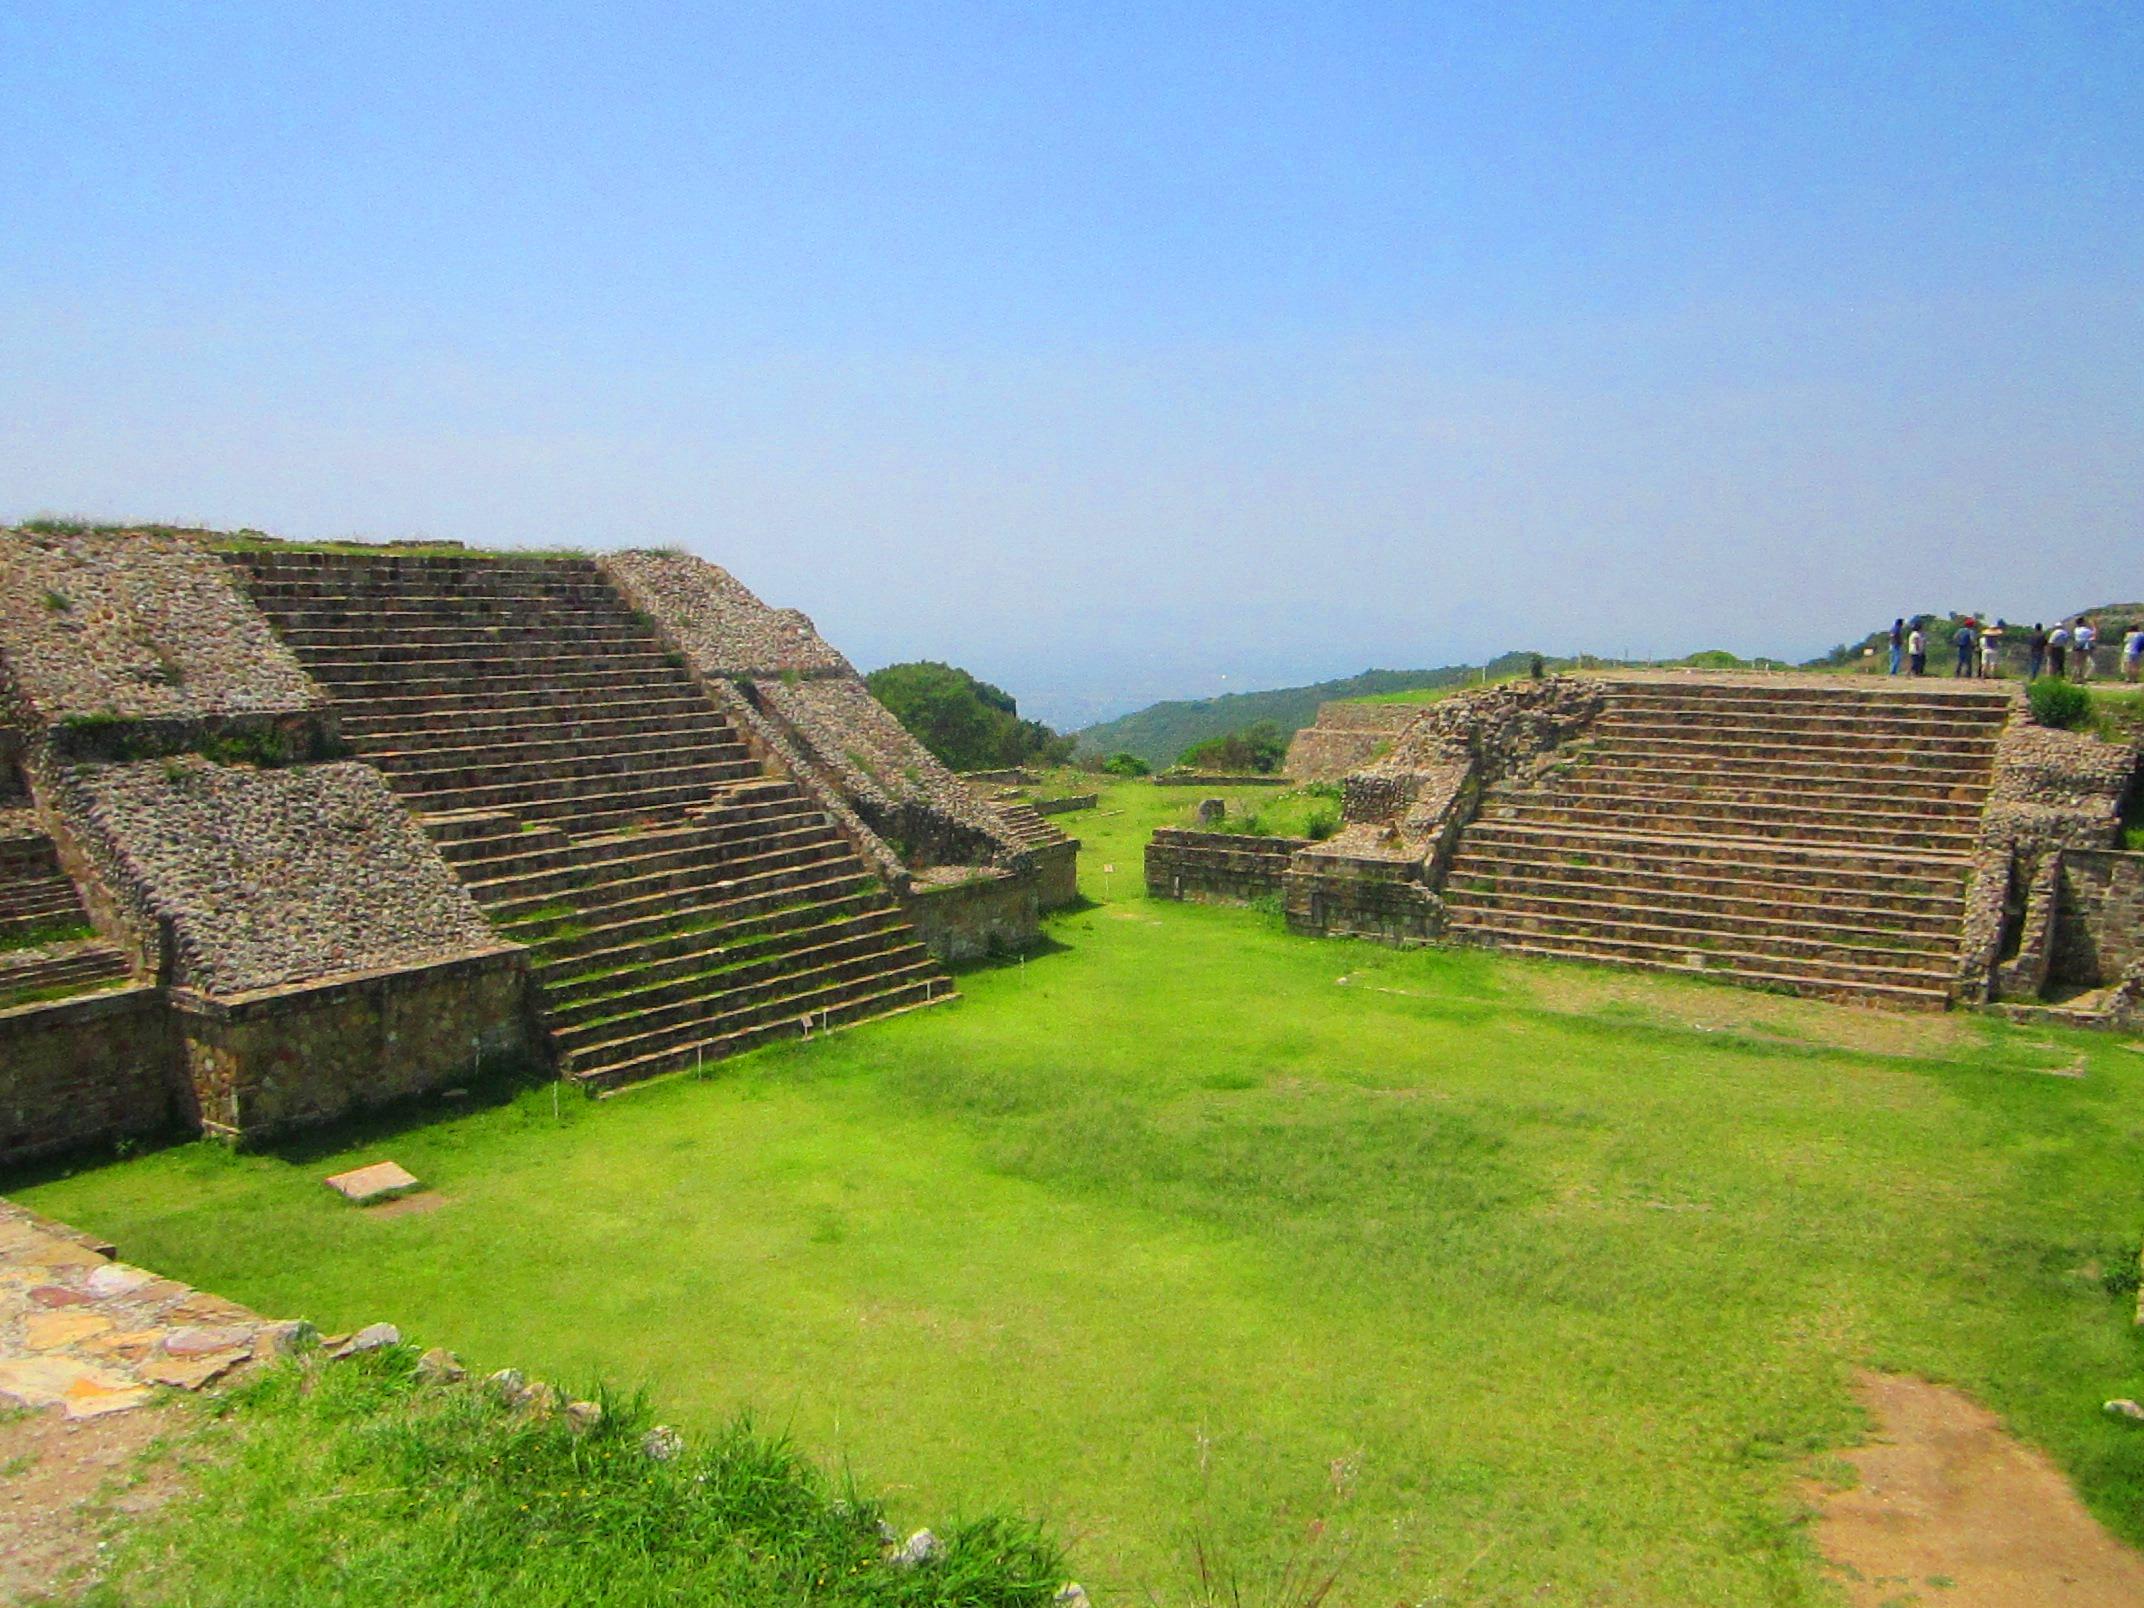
[1073,659,1536,768]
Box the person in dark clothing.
[1953,621,1975,677]
[2028,623,2048,680]
[2049,621,2070,679]
[1888,618,1905,675]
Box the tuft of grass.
[0,917,95,954]
[76,1345,1063,1606]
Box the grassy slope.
[17,777,2144,1606]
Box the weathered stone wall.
[66,758,503,997]
[173,949,533,1142]
[1963,721,2137,1001]
[1033,840,1079,908]
[903,870,1041,962]
[1284,702,1417,782]
[1154,771,1292,787]
[2050,849,2144,988]
[1146,828,1307,906]
[751,675,1028,870]
[0,528,324,729]
[1031,794,1097,816]
[1282,859,1441,944]
[599,550,850,677]
[0,986,174,1167]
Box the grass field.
[15,775,2144,1606]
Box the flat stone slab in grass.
[324,1161,421,1205]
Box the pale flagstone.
[142,1350,250,1390]
[164,1326,256,1357]
[25,1310,114,1351]
[23,1239,110,1270]
[324,1161,421,1204]
[84,1263,154,1299]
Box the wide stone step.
[374,726,752,777]
[355,711,737,759]
[534,883,890,982]
[1584,726,1999,765]
[1600,684,2011,716]
[1504,783,1985,837]
[547,907,908,1013]
[1444,908,1952,989]
[1597,697,2009,732]
[575,976,950,1093]
[338,691,720,736]
[1442,881,1958,957]
[276,621,655,650]
[475,819,844,911]
[550,923,924,1040]
[444,798,813,884]
[397,763,753,820]
[1441,927,1951,1008]
[494,843,861,941]
[1542,769,1989,810]
[1446,844,1966,914]
[0,942,131,1006]
[376,742,761,797]
[563,957,946,1084]
[1455,820,1970,882]
[1479,798,1977,853]
[1573,750,1997,792]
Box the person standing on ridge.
[1954,619,1976,677]
[2028,623,2048,680]
[2125,624,2144,684]
[1908,622,1927,676]
[2049,620,2071,680]
[2075,617,2097,681]
[1980,620,2002,678]
[1888,617,1905,676]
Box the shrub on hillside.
[1177,722,1288,774]
[865,661,1075,772]
[2028,678,2092,731]
[1101,751,1151,776]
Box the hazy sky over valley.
[3,3,2138,728]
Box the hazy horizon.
[5,4,2138,730]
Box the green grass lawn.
[16,776,2144,1606]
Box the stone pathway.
[0,1199,301,1419]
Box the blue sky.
[3,3,2138,726]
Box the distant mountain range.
[1072,603,2144,769]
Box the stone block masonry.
[1284,702,1417,782]
[1146,828,1307,906]
[2050,850,2144,990]
[0,987,174,1166]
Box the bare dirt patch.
[1519,967,1985,1059]
[1813,1371,2144,1607]
[0,1402,189,1604]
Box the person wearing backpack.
[2049,621,2071,680]
[1953,620,1976,677]
[2028,623,2048,680]
[2074,618,2097,681]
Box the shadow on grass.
[943,933,1076,979]
[253,1056,560,1166]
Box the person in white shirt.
[1979,624,2002,678]
[2074,619,2097,681]
[1907,626,1926,676]
[2049,622,2071,679]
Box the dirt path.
[1815,1371,2144,1607]
[0,1403,188,1604]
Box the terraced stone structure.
[1183,672,2142,1015]
[1,526,1074,1162]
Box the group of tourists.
[1886,615,2144,681]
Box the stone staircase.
[1440,679,2013,1006]
[0,818,131,1010]
[233,552,949,1087]
[991,799,1073,854]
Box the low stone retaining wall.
[171,947,533,1143]
[1030,794,1097,816]
[1146,828,1307,905]
[0,986,173,1167]
[1154,771,1292,787]
[903,869,1039,962]
[1033,838,1080,909]
[2051,848,2144,989]
[1282,857,1440,944]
